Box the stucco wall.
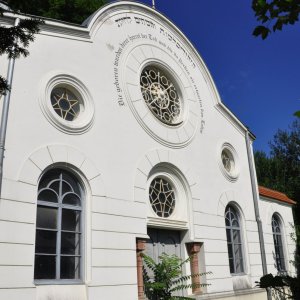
[0,2,295,300]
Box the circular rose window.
[140,66,183,126]
[149,177,175,218]
[50,87,81,121]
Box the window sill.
[231,274,252,290]
[34,279,84,285]
[230,272,247,277]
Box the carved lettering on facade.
[115,16,132,27]
[134,16,156,28]
[112,14,204,129]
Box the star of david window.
[149,177,175,218]
[140,66,183,126]
[51,87,80,121]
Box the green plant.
[256,273,298,299]
[142,253,210,300]
[255,225,300,299]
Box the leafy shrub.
[142,253,210,300]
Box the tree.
[0,0,107,95]
[142,253,210,300]
[255,119,300,201]
[6,0,107,24]
[252,0,300,39]
[0,4,41,95]
[256,273,299,299]
[254,119,300,299]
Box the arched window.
[225,206,244,274]
[272,214,286,272]
[149,176,176,218]
[34,169,83,281]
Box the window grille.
[140,66,182,126]
[149,177,175,218]
[51,87,80,121]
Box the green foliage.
[142,253,210,300]
[289,224,300,269]
[256,273,299,299]
[6,0,107,24]
[255,119,300,299]
[294,111,300,118]
[0,0,107,95]
[0,6,41,95]
[254,119,300,202]
[252,0,300,39]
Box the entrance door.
[146,228,182,262]
[145,228,184,298]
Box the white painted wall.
[259,197,296,277]
[0,2,295,300]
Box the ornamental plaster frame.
[123,46,199,148]
[39,72,95,134]
[218,142,240,182]
[134,148,198,238]
[18,145,106,197]
[147,164,189,228]
[18,145,106,284]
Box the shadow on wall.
[36,285,87,300]
[232,275,252,290]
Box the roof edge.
[259,185,296,206]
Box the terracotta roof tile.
[259,186,296,205]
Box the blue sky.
[136,0,299,153]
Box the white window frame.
[225,205,245,275]
[34,169,85,284]
[272,214,286,273]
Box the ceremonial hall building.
[0,1,296,299]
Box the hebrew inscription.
[111,13,205,134]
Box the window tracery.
[140,66,182,126]
[51,87,80,121]
[149,177,176,218]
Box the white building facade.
[0,2,296,300]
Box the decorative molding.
[123,46,199,148]
[134,149,197,233]
[39,71,95,134]
[218,142,239,182]
[18,145,105,197]
[217,190,247,219]
[147,217,188,230]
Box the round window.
[149,177,175,218]
[221,149,234,174]
[219,143,239,181]
[39,73,95,134]
[50,87,81,121]
[140,65,183,126]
